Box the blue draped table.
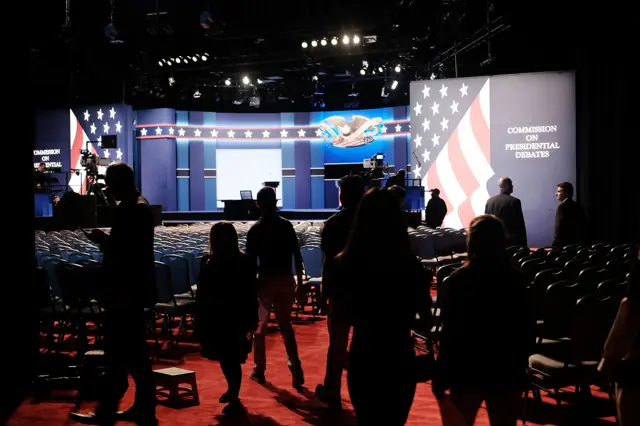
[35,193,53,217]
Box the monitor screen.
[240,190,253,200]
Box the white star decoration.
[440,117,449,131]
[90,123,96,134]
[381,125,387,133]
[421,85,430,99]
[450,100,459,114]
[315,128,323,137]
[245,130,252,138]
[430,102,439,115]
[227,130,235,138]
[262,130,270,138]
[439,84,448,98]
[281,129,288,137]
[414,165,422,178]
[155,127,162,135]
[298,129,305,137]
[115,121,122,132]
[140,128,147,136]
[97,136,102,147]
[97,109,104,120]
[169,128,175,135]
[413,102,422,115]
[422,149,431,162]
[116,148,123,160]
[102,122,110,133]
[194,129,202,137]
[83,110,90,121]
[431,134,440,147]
[104,150,110,159]
[178,128,185,137]
[422,118,430,132]
[210,129,218,137]
[414,134,422,148]
[460,83,468,97]
[395,124,402,132]
[109,107,116,119]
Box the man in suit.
[425,188,447,228]
[484,177,527,247]
[70,162,157,426]
[34,162,48,192]
[552,182,587,248]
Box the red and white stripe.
[69,110,98,194]
[424,79,494,230]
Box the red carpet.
[8,318,616,425]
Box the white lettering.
[506,125,558,134]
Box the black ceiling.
[31,0,629,112]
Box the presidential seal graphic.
[319,115,383,147]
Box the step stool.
[153,367,200,408]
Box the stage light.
[168,77,175,86]
[193,90,201,98]
[311,40,318,47]
[378,66,383,73]
[158,61,163,66]
[320,39,327,46]
[430,72,436,80]
[353,35,360,44]
[201,53,208,61]
[224,79,231,86]
[394,65,401,73]
[301,41,308,48]
[242,76,250,85]
[342,35,349,44]
[312,75,318,81]
[391,80,398,90]
[257,78,263,84]
[360,69,365,75]
[331,37,338,45]
[192,56,198,62]
[175,58,181,64]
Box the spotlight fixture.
[242,76,250,85]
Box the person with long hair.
[433,215,534,425]
[330,188,432,425]
[197,222,258,414]
[599,248,640,426]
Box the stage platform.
[162,209,337,223]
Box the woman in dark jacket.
[432,214,535,425]
[196,222,258,411]
[330,188,433,425]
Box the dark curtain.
[576,29,637,244]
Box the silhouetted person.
[386,169,406,188]
[246,187,305,387]
[433,215,534,425]
[552,182,587,248]
[599,249,640,426]
[425,188,447,228]
[315,175,365,408]
[332,188,432,425]
[387,185,407,208]
[485,177,527,247]
[197,222,257,415]
[34,162,48,192]
[70,162,157,426]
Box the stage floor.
[162,209,337,223]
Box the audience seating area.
[427,241,637,414]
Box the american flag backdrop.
[69,106,130,193]
[410,77,494,230]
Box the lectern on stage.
[262,181,279,189]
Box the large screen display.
[409,71,576,247]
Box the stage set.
[35,71,577,248]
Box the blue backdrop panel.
[294,141,311,208]
[140,138,177,210]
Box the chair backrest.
[154,261,174,303]
[436,263,460,287]
[55,262,90,308]
[597,279,627,301]
[41,258,65,298]
[300,247,323,278]
[160,254,192,294]
[571,294,619,362]
[542,280,579,339]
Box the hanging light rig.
[104,0,123,44]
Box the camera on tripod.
[79,149,96,167]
